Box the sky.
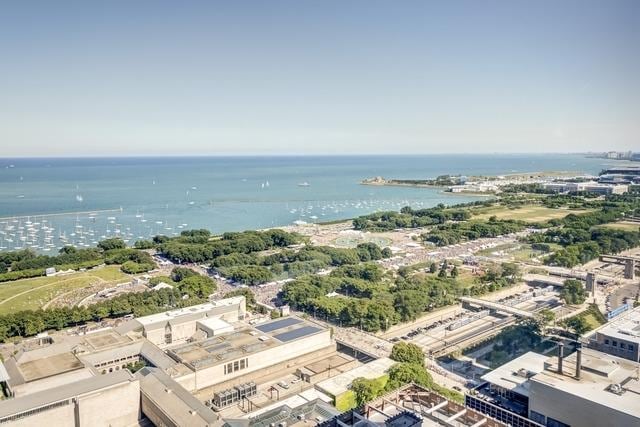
[1,0,639,156]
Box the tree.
[450,265,459,278]
[387,362,432,389]
[429,262,438,274]
[390,342,425,366]
[560,279,587,305]
[351,377,386,406]
[564,316,590,336]
[171,267,198,282]
[98,238,127,251]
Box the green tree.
[351,377,386,406]
[450,265,459,278]
[390,342,425,367]
[98,238,127,251]
[560,279,587,305]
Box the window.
[629,345,634,352]
[620,343,626,349]
[605,339,610,345]
[224,358,249,375]
[613,341,618,347]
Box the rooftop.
[315,357,396,397]
[481,351,549,397]
[594,306,640,344]
[136,296,244,328]
[0,370,135,421]
[136,367,219,426]
[532,348,640,419]
[167,316,327,370]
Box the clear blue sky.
[1,0,638,156]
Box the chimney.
[557,342,564,375]
[575,345,582,380]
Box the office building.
[589,305,640,362]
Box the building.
[0,294,342,426]
[224,388,338,427]
[136,367,219,427]
[135,296,246,347]
[542,181,628,195]
[315,357,396,407]
[467,352,548,427]
[0,370,140,427]
[320,383,508,427]
[168,316,334,392]
[588,305,640,362]
[528,347,640,427]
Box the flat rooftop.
[137,367,218,426]
[595,306,640,343]
[136,296,244,327]
[533,348,640,418]
[0,370,135,420]
[167,316,327,370]
[316,358,396,397]
[17,352,84,383]
[481,351,548,397]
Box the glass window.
[240,359,246,369]
[620,342,626,349]
[613,341,618,347]
[629,345,634,351]
[605,339,609,345]
[234,361,239,371]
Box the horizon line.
[0,151,633,160]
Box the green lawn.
[0,266,130,315]
[598,221,640,232]
[473,205,592,223]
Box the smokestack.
[576,345,582,380]
[558,342,564,375]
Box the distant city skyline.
[1,0,638,156]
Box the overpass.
[524,274,566,287]
[458,296,535,318]
[599,255,638,279]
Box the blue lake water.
[0,154,615,251]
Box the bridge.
[458,296,535,318]
[599,255,638,279]
[524,274,566,287]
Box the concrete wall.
[175,331,333,392]
[592,333,640,362]
[1,402,75,427]
[78,379,141,427]
[2,379,140,427]
[529,378,640,427]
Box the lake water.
[0,154,614,252]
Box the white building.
[135,296,246,347]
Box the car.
[453,386,462,392]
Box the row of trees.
[281,260,519,331]
[0,238,157,282]
[422,218,525,246]
[156,229,302,263]
[215,242,391,285]
[352,202,492,231]
[0,267,216,342]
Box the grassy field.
[598,221,640,232]
[0,266,129,315]
[476,242,563,262]
[473,205,592,223]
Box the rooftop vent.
[608,383,625,395]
